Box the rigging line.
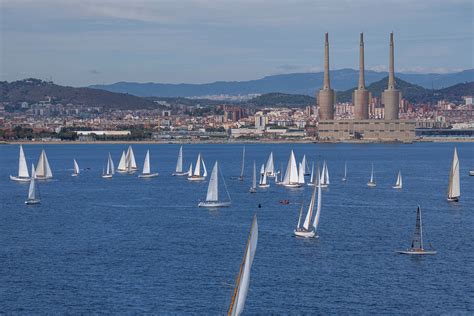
[219,164,232,202]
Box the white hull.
[198,201,231,208]
[172,172,189,176]
[283,183,302,188]
[447,196,459,202]
[249,188,257,193]
[320,184,328,188]
[469,170,474,176]
[102,174,113,179]
[367,182,376,187]
[258,184,270,188]
[342,177,347,182]
[35,176,52,180]
[188,176,206,181]
[25,199,40,205]
[307,183,315,186]
[392,185,402,189]
[116,169,128,174]
[138,173,159,178]
[397,249,437,255]
[294,229,317,238]
[71,174,78,177]
[10,175,30,182]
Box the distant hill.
[248,93,315,107]
[0,78,160,109]
[89,69,474,97]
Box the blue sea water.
[0,142,473,314]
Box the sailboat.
[301,155,311,176]
[188,153,207,181]
[116,146,138,174]
[307,162,315,186]
[25,164,40,205]
[367,163,376,187]
[172,146,188,176]
[227,215,258,316]
[342,161,347,182]
[116,150,127,173]
[72,159,80,177]
[320,161,329,188]
[297,162,305,185]
[10,145,30,182]
[447,147,460,202]
[275,162,284,185]
[35,149,53,180]
[295,166,322,238]
[250,161,257,193]
[393,170,402,189]
[397,206,436,255]
[264,152,276,177]
[238,147,245,181]
[138,150,159,178]
[282,150,301,188]
[102,153,114,179]
[198,161,231,207]
[469,170,474,176]
[258,164,269,188]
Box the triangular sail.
[240,147,245,179]
[18,145,29,178]
[228,215,258,316]
[206,161,219,202]
[108,153,115,174]
[44,151,52,178]
[176,146,183,173]
[127,146,137,169]
[309,162,314,184]
[301,155,307,175]
[106,156,111,175]
[265,152,274,175]
[296,202,304,229]
[194,154,202,176]
[313,174,322,231]
[302,166,319,230]
[202,159,208,177]
[73,159,80,175]
[395,171,402,187]
[142,150,151,174]
[344,162,347,179]
[324,162,329,184]
[251,161,257,189]
[188,163,193,176]
[259,164,267,185]
[117,151,127,170]
[28,164,37,200]
[411,206,423,250]
[448,147,460,199]
[298,163,305,184]
[369,163,375,183]
[35,150,45,177]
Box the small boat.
[447,147,460,202]
[35,149,53,180]
[172,146,188,176]
[279,199,290,205]
[397,206,437,255]
[198,161,231,207]
[320,161,329,188]
[138,150,159,178]
[227,215,258,316]
[188,153,207,181]
[307,162,315,186]
[258,164,270,188]
[249,161,257,193]
[342,161,347,182]
[367,163,376,187]
[294,165,322,238]
[238,147,245,181]
[72,159,80,177]
[301,154,311,176]
[102,153,114,179]
[25,164,40,205]
[469,170,474,176]
[10,145,30,182]
[264,152,276,177]
[282,150,301,188]
[392,170,402,189]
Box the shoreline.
[2,137,474,145]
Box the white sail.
[239,147,245,179]
[309,162,314,184]
[206,161,219,202]
[259,164,268,185]
[28,164,37,201]
[142,150,151,175]
[251,161,257,189]
[106,156,111,175]
[176,146,183,173]
[18,145,29,178]
[296,202,304,229]
[188,163,193,176]
[302,168,319,230]
[73,159,80,175]
[35,150,52,178]
[301,155,307,175]
[109,153,115,174]
[324,161,329,185]
[194,154,202,176]
[202,158,208,177]
[117,151,127,171]
[448,147,460,199]
[370,164,375,183]
[313,175,322,231]
[228,215,258,316]
[265,152,274,175]
[298,163,305,184]
[283,150,299,184]
[395,171,402,188]
[343,161,347,180]
[127,146,137,170]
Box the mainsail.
[251,161,257,190]
[265,152,275,176]
[411,206,424,250]
[18,145,29,178]
[298,163,305,184]
[27,164,37,201]
[73,159,80,175]
[239,147,245,180]
[206,161,219,202]
[142,150,151,175]
[117,151,127,171]
[35,150,53,178]
[228,215,258,316]
[176,146,183,173]
[282,150,299,185]
[447,147,460,200]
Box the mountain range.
[89,69,474,97]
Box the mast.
[313,167,322,231]
[27,164,37,200]
[239,147,245,179]
[411,206,423,250]
[296,201,304,229]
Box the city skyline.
[1,0,473,86]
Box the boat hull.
[469,170,474,176]
[35,176,52,180]
[392,185,402,189]
[102,174,113,179]
[258,184,270,188]
[25,199,40,205]
[342,177,347,182]
[198,201,231,208]
[294,229,317,238]
[447,196,459,202]
[188,176,206,181]
[138,173,159,178]
[397,249,437,255]
[172,172,189,176]
[283,183,302,188]
[249,188,257,193]
[10,175,31,182]
[71,174,79,177]
[367,182,376,187]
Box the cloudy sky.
[1,0,473,86]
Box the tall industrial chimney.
[318,33,335,120]
[353,33,369,119]
[383,32,400,120]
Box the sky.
[1,0,473,87]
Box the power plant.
[317,32,415,142]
